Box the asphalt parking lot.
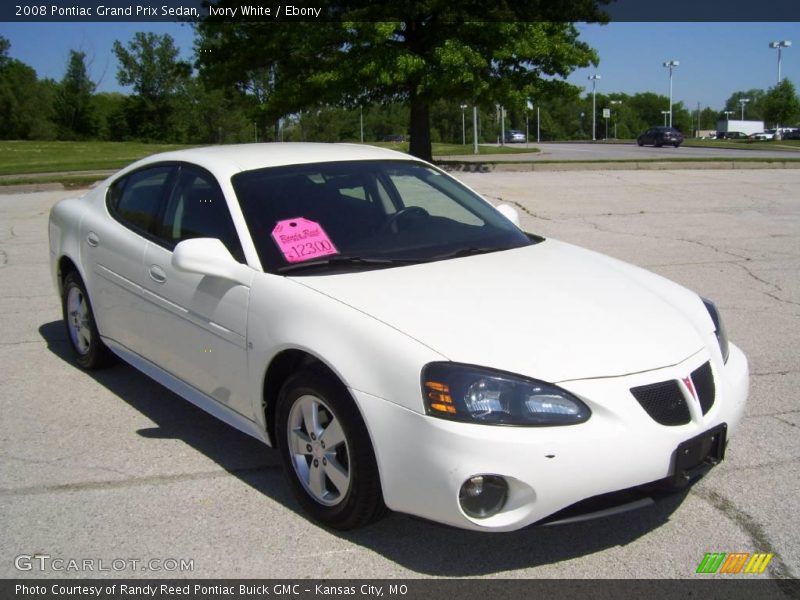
[452,141,800,161]
[1,169,798,580]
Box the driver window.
[158,167,245,262]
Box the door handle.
[148,265,167,284]
[86,232,99,247]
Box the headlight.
[702,298,730,364]
[421,362,591,426]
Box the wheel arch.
[262,348,361,449]
[56,255,81,296]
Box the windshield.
[232,160,533,274]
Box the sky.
[1,20,798,111]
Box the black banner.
[2,0,800,23]
[4,579,800,600]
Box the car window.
[232,160,531,273]
[109,166,173,233]
[157,167,245,263]
[387,171,484,226]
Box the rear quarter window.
[107,166,174,234]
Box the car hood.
[292,239,707,383]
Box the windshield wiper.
[277,255,422,274]
[429,247,502,261]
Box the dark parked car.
[717,131,749,140]
[382,134,406,142]
[637,127,684,148]
[781,129,800,140]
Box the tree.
[724,89,766,121]
[0,37,56,139]
[0,36,10,69]
[54,50,97,139]
[197,2,607,160]
[763,79,800,128]
[113,32,191,140]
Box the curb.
[0,182,66,194]
[438,160,800,173]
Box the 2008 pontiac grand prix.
[49,144,748,531]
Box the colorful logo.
[696,552,774,574]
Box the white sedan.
[49,144,748,531]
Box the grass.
[0,140,538,180]
[1,138,797,187]
[0,140,194,176]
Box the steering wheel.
[379,206,430,235]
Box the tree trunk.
[408,95,432,162]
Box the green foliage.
[197,2,608,159]
[0,39,56,140]
[763,79,800,128]
[724,88,766,121]
[54,50,97,139]
[113,32,192,141]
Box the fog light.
[459,475,508,519]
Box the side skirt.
[103,337,270,446]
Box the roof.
[121,142,415,181]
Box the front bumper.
[353,344,748,532]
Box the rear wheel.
[62,271,114,369]
[276,369,386,529]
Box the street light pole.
[662,60,679,127]
[610,100,622,139]
[525,99,532,147]
[769,40,792,84]
[460,104,467,146]
[537,105,540,143]
[739,98,750,120]
[472,105,479,155]
[588,74,600,141]
[360,106,364,143]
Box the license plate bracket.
[672,423,727,487]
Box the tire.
[637,140,644,147]
[62,271,114,369]
[674,143,681,148]
[276,368,386,529]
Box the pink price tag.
[271,218,339,263]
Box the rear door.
[82,164,177,354]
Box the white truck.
[716,119,764,138]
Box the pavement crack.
[0,465,280,498]
[751,370,799,377]
[691,488,796,580]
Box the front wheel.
[276,369,386,529]
[62,271,114,369]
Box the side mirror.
[495,203,521,228]
[172,238,252,286]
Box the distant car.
[382,134,405,142]
[781,129,800,140]
[637,127,683,148]
[503,130,526,143]
[717,131,749,140]
[749,129,776,140]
